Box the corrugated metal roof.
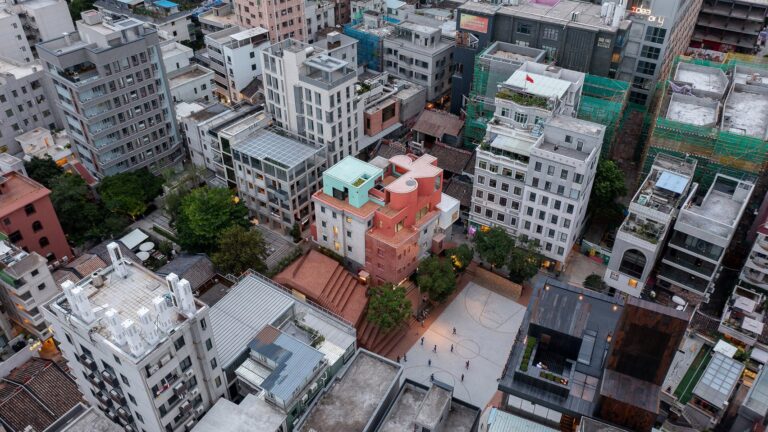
[505,71,571,99]
[487,408,558,432]
[693,352,744,408]
[248,327,325,402]
[209,275,294,368]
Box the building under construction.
[642,55,768,189]
[463,41,631,157]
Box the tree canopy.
[584,274,608,293]
[447,244,473,271]
[98,169,164,220]
[211,225,267,275]
[417,256,456,302]
[507,238,542,284]
[24,156,63,189]
[174,187,249,253]
[588,160,627,226]
[474,227,514,268]
[366,284,412,331]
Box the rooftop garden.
[497,89,549,109]
[622,218,661,244]
[674,345,712,404]
[520,337,537,372]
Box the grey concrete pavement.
[400,281,526,407]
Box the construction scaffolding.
[576,74,630,158]
[463,42,545,148]
[343,20,387,71]
[642,55,768,188]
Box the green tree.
[446,244,473,271]
[417,256,456,302]
[584,274,608,292]
[290,222,302,243]
[175,187,248,253]
[474,227,514,268]
[366,284,412,331]
[211,225,267,275]
[588,160,627,226]
[98,169,164,220]
[507,239,542,284]
[24,156,63,189]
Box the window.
[485,209,493,218]
[557,185,565,196]
[560,170,568,180]
[541,196,549,206]
[211,358,217,369]
[645,27,667,44]
[39,237,49,247]
[516,22,531,34]
[174,336,185,350]
[497,213,505,222]
[499,197,507,207]
[636,60,657,76]
[24,204,35,215]
[201,318,207,330]
[474,205,481,214]
[121,374,130,386]
[554,200,561,210]
[524,221,531,230]
[534,162,542,172]
[532,178,539,188]
[574,174,583,184]
[629,91,648,105]
[529,193,536,202]
[477,175,485,185]
[563,218,571,229]
[489,179,497,188]
[514,112,528,124]
[128,393,136,404]
[619,249,647,279]
[487,194,495,203]
[32,221,42,232]
[215,376,222,387]
[476,190,483,199]
[136,412,143,423]
[180,356,192,371]
[501,183,509,192]
[566,204,574,214]
[113,354,121,365]
[538,211,545,221]
[640,45,661,60]
[37,283,46,290]
[206,339,213,351]
[550,215,558,224]
[547,165,555,175]
[30,269,38,277]
[543,27,558,40]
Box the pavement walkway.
[395,281,526,408]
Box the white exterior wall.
[154,16,193,43]
[312,199,371,266]
[305,0,335,44]
[0,252,58,340]
[0,13,32,63]
[222,42,264,99]
[170,68,215,104]
[22,0,76,44]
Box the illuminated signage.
[630,6,665,26]
[460,14,489,34]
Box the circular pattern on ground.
[454,339,480,359]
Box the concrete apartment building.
[0,168,72,262]
[0,0,75,59]
[42,244,226,432]
[617,0,703,106]
[311,154,460,285]
[207,273,357,431]
[176,103,239,181]
[305,0,335,44]
[38,11,182,178]
[232,127,326,233]
[262,39,363,164]
[0,58,63,156]
[450,0,631,115]
[94,0,196,43]
[604,154,698,298]
[161,41,215,104]
[692,0,768,54]
[0,234,59,340]
[203,26,270,104]
[468,62,604,269]
[311,31,357,66]
[655,174,753,301]
[198,3,237,35]
[233,0,305,42]
[383,21,453,102]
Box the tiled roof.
[444,179,472,208]
[157,254,215,291]
[427,143,473,175]
[0,358,83,432]
[413,110,463,140]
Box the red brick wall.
[1,194,72,262]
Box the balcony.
[101,370,119,387]
[109,388,127,405]
[80,354,97,371]
[152,373,180,399]
[88,373,106,389]
[662,249,717,278]
[657,264,710,294]
[79,87,107,103]
[117,407,132,421]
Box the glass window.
[619,249,647,279]
[645,27,667,44]
[640,45,661,60]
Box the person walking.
[430,373,434,382]
[403,354,407,362]
[450,344,454,353]
[465,360,470,370]
[421,337,424,346]
[452,327,457,335]
[428,359,432,367]
[461,374,464,382]
[396,356,400,363]
[433,344,437,353]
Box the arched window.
[39,237,49,248]
[32,221,43,232]
[619,249,646,279]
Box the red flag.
[525,74,535,84]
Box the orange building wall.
[364,99,400,136]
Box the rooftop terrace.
[299,350,401,432]
[677,174,753,239]
[674,62,729,98]
[232,127,321,170]
[631,154,697,215]
[492,0,628,32]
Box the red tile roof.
[0,358,83,432]
[412,110,464,140]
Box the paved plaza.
[400,281,526,407]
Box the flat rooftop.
[325,156,384,187]
[666,94,719,126]
[0,171,50,215]
[692,352,744,408]
[232,128,320,170]
[631,154,696,214]
[722,85,768,139]
[199,9,238,27]
[299,350,401,432]
[546,115,604,138]
[674,62,729,97]
[193,393,286,432]
[743,365,768,417]
[677,175,752,238]
[168,65,212,88]
[0,59,41,81]
[494,0,626,32]
[483,41,545,64]
[57,405,123,432]
[484,407,558,432]
[505,70,571,99]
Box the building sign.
[460,14,489,34]
[630,6,665,26]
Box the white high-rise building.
[0,0,75,61]
[42,243,225,432]
[262,39,363,164]
[469,62,604,270]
